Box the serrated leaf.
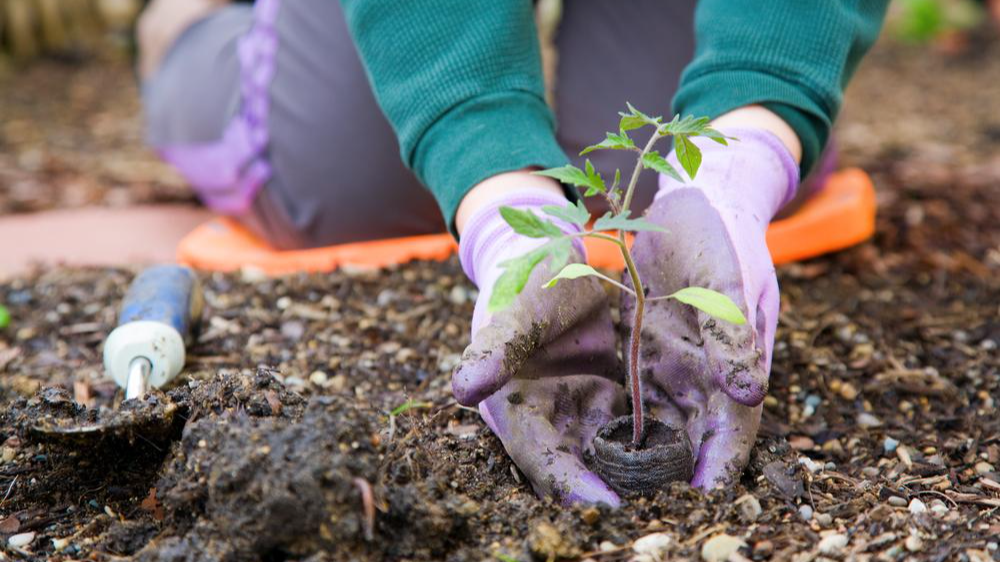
[593,211,668,233]
[619,102,661,131]
[641,151,684,183]
[674,134,702,179]
[533,165,590,189]
[488,249,547,313]
[580,131,636,155]
[546,238,573,274]
[659,114,712,136]
[669,287,747,325]
[701,127,733,146]
[543,263,602,288]
[499,206,563,239]
[582,159,606,196]
[542,200,590,226]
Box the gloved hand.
[453,190,625,506]
[626,128,798,488]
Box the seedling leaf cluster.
[490,104,748,446]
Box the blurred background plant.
[888,0,994,49]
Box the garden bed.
[0,36,999,562]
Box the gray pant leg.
[555,0,697,215]
[142,7,249,147]
[143,0,443,250]
[264,0,444,248]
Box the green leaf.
[495,555,522,562]
[582,159,606,196]
[580,131,636,155]
[669,287,747,325]
[612,168,622,190]
[533,165,590,188]
[545,238,573,274]
[542,263,602,288]
[390,399,433,416]
[593,211,668,233]
[641,151,683,183]
[618,102,661,131]
[489,249,547,313]
[701,127,734,146]
[674,134,703,179]
[499,206,563,239]
[533,162,605,196]
[542,200,590,226]
[0,305,9,330]
[658,114,711,136]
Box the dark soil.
[1,33,999,562]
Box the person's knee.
[136,0,226,80]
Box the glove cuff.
[656,127,800,222]
[459,190,585,287]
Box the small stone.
[798,456,823,474]
[839,383,859,401]
[8,532,35,548]
[631,555,655,562]
[239,266,267,283]
[276,296,292,310]
[308,370,328,386]
[930,502,949,517]
[1,447,15,463]
[824,462,837,471]
[818,534,848,555]
[815,513,833,527]
[861,466,880,479]
[581,507,600,525]
[528,521,580,560]
[753,540,774,557]
[448,285,469,306]
[737,494,763,522]
[764,395,779,409]
[51,537,70,551]
[857,412,882,428]
[798,504,814,521]
[633,533,672,557]
[905,533,923,552]
[888,496,908,507]
[908,498,927,515]
[883,437,900,454]
[328,374,348,392]
[599,541,618,552]
[701,534,745,562]
[975,462,996,475]
[790,435,815,451]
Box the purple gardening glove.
[625,128,799,488]
[453,191,626,506]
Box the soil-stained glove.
[453,191,625,506]
[625,128,798,488]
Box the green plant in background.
[891,0,985,43]
[489,104,747,446]
[0,305,9,330]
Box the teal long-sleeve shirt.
[340,1,890,234]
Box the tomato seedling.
[489,104,747,447]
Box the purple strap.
[158,0,281,215]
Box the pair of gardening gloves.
[454,128,799,506]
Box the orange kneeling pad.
[177,168,876,275]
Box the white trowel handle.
[103,266,203,399]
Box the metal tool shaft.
[124,356,152,401]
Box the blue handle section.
[119,265,202,341]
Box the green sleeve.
[339,0,569,234]
[673,1,891,176]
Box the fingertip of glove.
[723,379,768,407]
